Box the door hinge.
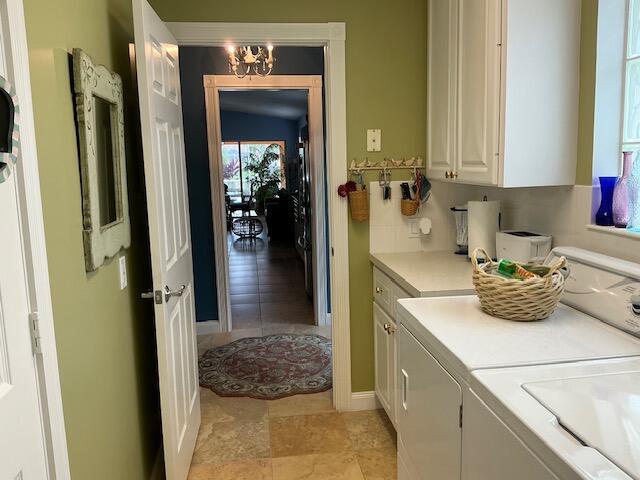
[29,312,42,355]
[459,404,463,428]
[331,247,335,257]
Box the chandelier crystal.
[226,45,275,78]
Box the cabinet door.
[374,303,393,417]
[455,0,502,184]
[397,325,462,480]
[427,0,457,179]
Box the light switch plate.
[367,129,381,152]
[119,255,127,290]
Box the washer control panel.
[549,247,640,337]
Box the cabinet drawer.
[373,267,413,318]
[373,267,394,315]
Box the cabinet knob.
[452,171,458,179]
[383,323,395,335]
[445,171,451,179]
[376,287,384,294]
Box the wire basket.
[471,248,567,321]
[400,199,420,216]
[348,190,369,222]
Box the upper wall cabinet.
[427,0,581,187]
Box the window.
[623,0,640,151]
[221,141,286,202]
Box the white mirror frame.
[73,48,130,271]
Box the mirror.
[93,95,118,227]
[73,49,130,271]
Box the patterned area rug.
[199,334,332,400]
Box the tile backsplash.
[369,180,640,264]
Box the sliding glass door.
[221,141,286,203]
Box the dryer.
[396,247,640,480]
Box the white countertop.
[369,251,474,297]
[397,296,640,382]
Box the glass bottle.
[627,155,640,232]
[613,151,634,227]
[595,176,616,226]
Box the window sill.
[586,224,640,240]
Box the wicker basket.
[348,190,369,222]
[400,199,420,216]
[471,248,567,321]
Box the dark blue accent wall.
[179,46,324,323]
[219,110,301,189]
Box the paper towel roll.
[468,200,500,260]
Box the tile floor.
[191,229,396,479]
[188,389,397,480]
[226,229,316,331]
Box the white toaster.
[496,230,552,263]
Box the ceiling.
[219,89,308,120]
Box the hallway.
[190,231,395,480]
[198,230,329,353]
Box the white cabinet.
[373,267,412,427]
[427,0,581,187]
[374,303,396,421]
[426,0,456,178]
[397,324,462,480]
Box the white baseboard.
[150,447,164,480]
[348,391,380,411]
[196,320,221,335]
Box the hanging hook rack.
[348,156,424,175]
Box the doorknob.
[164,284,186,302]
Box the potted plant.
[245,144,282,215]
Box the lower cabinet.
[374,303,397,425]
[372,266,411,427]
[397,324,462,480]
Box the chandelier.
[226,45,275,78]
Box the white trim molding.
[349,391,380,412]
[203,74,329,330]
[169,22,351,410]
[7,0,70,477]
[195,320,221,336]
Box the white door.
[132,1,200,479]
[427,0,457,180]
[455,0,501,184]
[0,2,49,477]
[397,325,462,480]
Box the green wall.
[148,0,429,392]
[23,0,161,478]
[577,0,598,185]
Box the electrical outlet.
[119,255,127,290]
[367,129,381,152]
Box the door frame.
[204,74,328,331]
[3,0,70,477]
[168,22,352,410]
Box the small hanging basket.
[348,190,369,222]
[471,248,567,321]
[400,199,420,216]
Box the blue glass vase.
[627,156,640,232]
[595,176,616,226]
